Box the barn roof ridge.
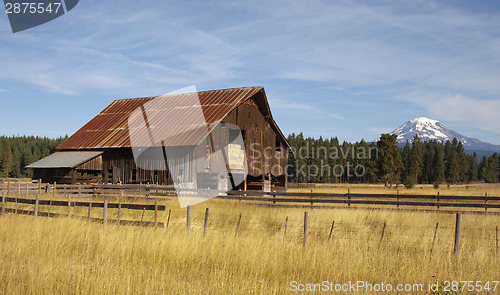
[57,86,290,150]
[110,86,264,103]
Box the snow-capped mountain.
[391,117,500,151]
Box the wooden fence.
[0,193,166,227]
[224,190,500,213]
[1,179,500,213]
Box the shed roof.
[26,151,103,169]
[57,87,290,150]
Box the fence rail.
[1,193,165,227]
[1,179,500,212]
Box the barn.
[27,87,291,191]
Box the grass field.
[0,184,499,294]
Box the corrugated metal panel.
[58,87,263,150]
[26,151,103,168]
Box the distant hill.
[391,117,500,154]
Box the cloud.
[399,92,500,135]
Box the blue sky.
[1,0,500,144]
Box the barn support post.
[453,214,462,258]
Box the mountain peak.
[411,117,439,124]
[390,117,500,151]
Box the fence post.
[14,196,17,214]
[1,192,5,215]
[484,192,488,213]
[53,182,56,199]
[103,200,108,224]
[34,194,39,221]
[67,194,71,217]
[328,220,335,240]
[303,212,309,247]
[154,200,158,227]
[186,205,191,232]
[38,179,41,196]
[430,222,439,258]
[47,199,52,217]
[436,191,440,211]
[166,209,171,228]
[378,222,386,249]
[88,202,92,221]
[117,203,121,225]
[496,226,498,256]
[203,208,209,238]
[283,216,288,239]
[453,213,462,258]
[7,179,10,195]
[235,213,242,237]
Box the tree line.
[0,135,67,178]
[0,134,499,187]
[287,133,500,187]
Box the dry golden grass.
[0,189,499,294]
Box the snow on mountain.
[391,117,500,151]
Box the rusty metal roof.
[58,86,287,149]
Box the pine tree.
[456,141,469,182]
[1,146,12,178]
[432,143,445,188]
[468,152,478,182]
[377,134,404,187]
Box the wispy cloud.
[398,91,500,135]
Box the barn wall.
[222,97,288,188]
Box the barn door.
[112,166,121,184]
